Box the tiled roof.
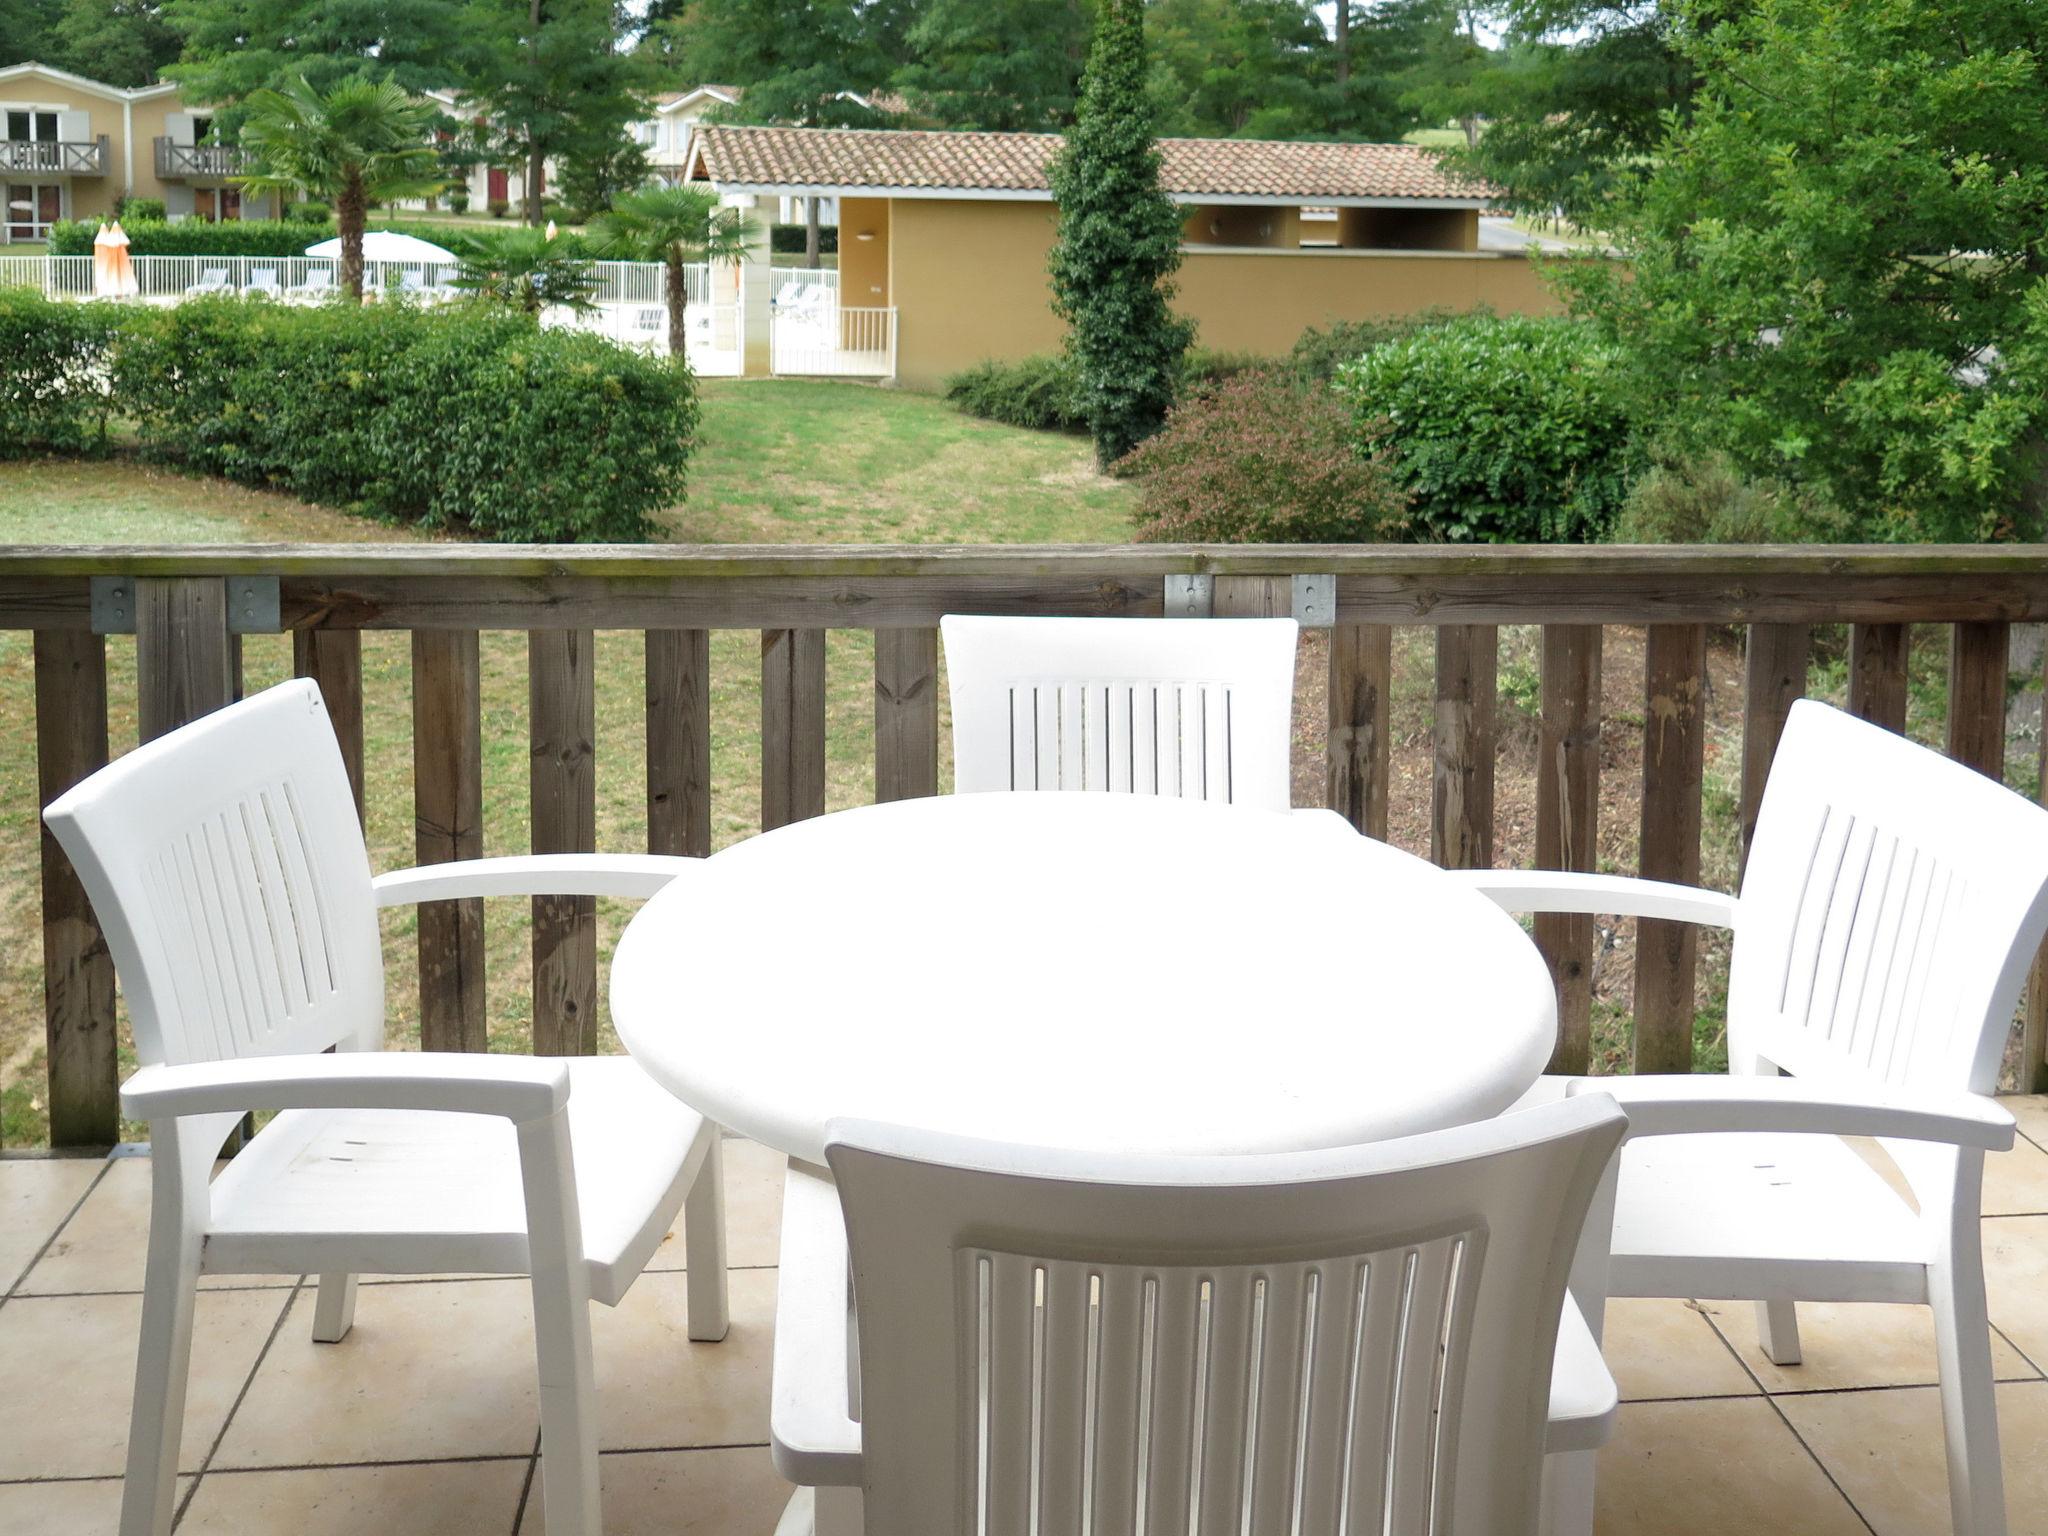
[690,123,1485,202]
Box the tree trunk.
[338,170,366,302]
[1334,1,1350,87]
[804,196,821,270]
[526,0,545,227]
[666,251,688,361]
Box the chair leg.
[1538,1450,1595,1536]
[120,1221,203,1536]
[1754,1299,1802,1366]
[1931,1261,2008,1536]
[529,1268,602,1536]
[684,1133,730,1343]
[311,1273,358,1343]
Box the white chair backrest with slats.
[941,615,1299,811]
[44,679,384,1072]
[1731,700,2048,1099]
[826,1095,1626,1536]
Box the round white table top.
[611,794,1556,1164]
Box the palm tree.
[240,75,444,301]
[451,227,598,316]
[593,184,755,361]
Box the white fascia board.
[702,180,1489,211]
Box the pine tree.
[1047,0,1192,467]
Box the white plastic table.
[611,794,1557,1163]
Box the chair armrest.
[771,1160,864,1488]
[1565,1074,2016,1152]
[1442,869,1738,928]
[372,854,695,907]
[120,1052,570,1125]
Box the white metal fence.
[5,254,886,377]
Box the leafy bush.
[110,298,696,540]
[1288,309,1466,387]
[288,201,331,224]
[488,199,511,218]
[48,218,334,257]
[1614,447,1854,544]
[1178,347,1269,391]
[449,188,471,213]
[1336,315,1640,543]
[770,224,840,256]
[944,355,1089,433]
[1117,371,1409,543]
[0,289,122,456]
[115,196,166,222]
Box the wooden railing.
[13,543,2048,1147]
[0,136,107,175]
[152,137,255,179]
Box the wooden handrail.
[10,543,2047,1147]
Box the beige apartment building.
[1,61,272,242]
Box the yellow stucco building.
[1,62,271,243]
[687,123,1564,389]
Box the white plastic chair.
[941,615,1301,812]
[183,266,231,296]
[1456,699,2043,1536]
[44,680,730,1536]
[287,268,334,302]
[243,267,280,298]
[771,1095,1627,1536]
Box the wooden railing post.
[530,629,599,1055]
[412,631,486,1053]
[1635,624,1708,1074]
[1432,625,1497,869]
[1535,624,1601,1075]
[647,629,712,856]
[1847,623,1909,733]
[2031,636,2048,1095]
[294,630,365,820]
[1327,625,1391,839]
[1946,621,2009,780]
[875,627,939,803]
[762,628,827,831]
[135,577,233,744]
[1740,623,1808,873]
[34,629,115,1147]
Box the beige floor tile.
[17,1157,292,1296]
[1702,1298,2040,1392]
[0,1476,189,1536]
[214,1278,541,1468]
[1602,1298,1758,1401]
[0,1288,291,1479]
[516,1446,793,1535]
[645,1137,785,1274]
[0,1157,103,1293]
[2002,1095,2048,1154]
[1593,1397,1866,1536]
[1985,1135,2048,1217]
[591,1268,776,1451]
[1780,1379,2048,1536]
[180,1458,529,1535]
[1980,1215,2048,1367]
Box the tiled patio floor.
[11,1108,2048,1535]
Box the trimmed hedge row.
[0,291,697,542]
[770,225,840,256]
[46,216,493,258]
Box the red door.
[487,167,508,205]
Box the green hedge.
[1336,315,1640,544]
[0,291,696,540]
[770,224,840,256]
[48,216,484,258]
[114,298,697,540]
[0,288,123,456]
[943,355,1089,432]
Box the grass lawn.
[0,380,1136,1144]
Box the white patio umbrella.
[301,230,457,263]
[92,220,137,298]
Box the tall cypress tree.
[1047,0,1192,467]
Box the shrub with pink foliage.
[1116,370,1409,544]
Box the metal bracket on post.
[1163,574,1213,618]
[1291,574,1336,628]
[92,575,280,635]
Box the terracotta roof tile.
[691,124,1485,202]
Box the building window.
[193,185,241,222]
[5,111,60,142]
[5,182,62,240]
